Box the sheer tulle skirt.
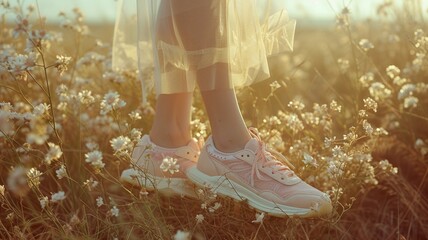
[113,0,295,102]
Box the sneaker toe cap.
[284,191,332,216]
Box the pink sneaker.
[120,135,200,197]
[186,128,332,217]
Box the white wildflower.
[209,202,222,213]
[83,178,99,191]
[195,214,204,224]
[412,53,425,71]
[359,39,374,51]
[312,103,329,117]
[130,128,142,142]
[100,91,126,115]
[284,113,304,134]
[359,110,368,118]
[378,159,398,175]
[77,90,95,105]
[373,128,389,136]
[330,100,342,112]
[414,139,428,156]
[263,116,281,126]
[55,165,67,179]
[13,16,31,36]
[40,196,49,209]
[354,153,372,162]
[173,230,190,240]
[56,84,69,99]
[403,96,418,108]
[160,157,180,174]
[359,72,375,87]
[369,82,391,101]
[362,120,374,135]
[392,76,407,86]
[110,136,131,153]
[266,130,285,152]
[44,142,63,165]
[343,131,358,142]
[128,110,142,120]
[363,97,378,112]
[288,99,305,111]
[303,153,317,166]
[332,146,342,157]
[8,52,38,72]
[57,102,68,111]
[27,167,42,188]
[55,55,72,74]
[139,190,149,197]
[336,8,349,29]
[398,84,416,100]
[328,187,344,200]
[85,150,105,170]
[51,191,66,202]
[324,137,336,148]
[301,112,319,126]
[252,212,265,223]
[85,141,98,150]
[96,196,104,207]
[110,206,119,217]
[386,65,400,79]
[33,103,50,116]
[327,161,342,176]
[7,166,29,197]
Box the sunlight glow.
[2,0,427,24]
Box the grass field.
[1,1,427,239]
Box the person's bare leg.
[200,88,251,153]
[197,63,251,153]
[156,0,249,152]
[149,92,193,148]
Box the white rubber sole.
[120,168,197,198]
[186,166,332,218]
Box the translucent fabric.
[113,0,296,103]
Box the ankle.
[149,129,191,148]
[212,134,251,153]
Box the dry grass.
[0,1,427,239]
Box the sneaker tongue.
[245,138,260,152]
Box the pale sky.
[1,0,427,24]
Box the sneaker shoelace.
[248,127,296,186]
